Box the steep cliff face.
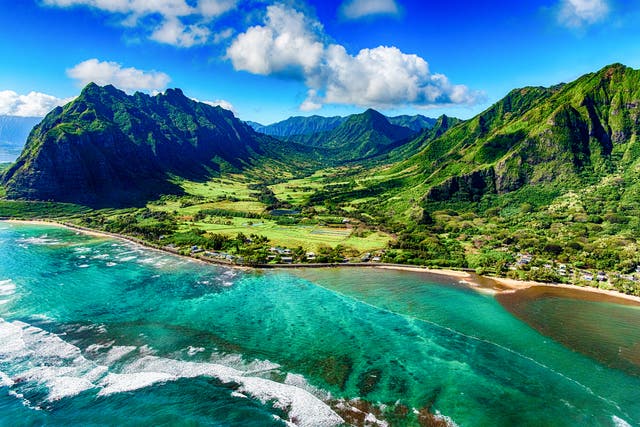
[405,63,640,203]
[1,83,293,206]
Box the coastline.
[4,218,640,306]
[3,219,252,271]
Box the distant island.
[2,63,640,297]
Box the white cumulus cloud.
[226,5,324,78]
[201,99,236,115]
[227,4,481,111]
[558,0,609,27]
[340,0,400,20]
[150,17,210,47]
[67,59,171,92]
[42,0,236,47]
[0,90,74,117]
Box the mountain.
[288,109,416,162]
[0,115,41,162]
[1,83,304,206]
[384,114,462,162]
[387,114,437,132]
[248,113,436,138]
[385,63,640,205]
[248,115,347,137]
[244,120,265,131]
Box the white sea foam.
[78,264,90,268]
[0,279,16,296]
[91,254,110,260]
[0,320,106,401]
[186,346,205,357]
[85,341,115,354]
[112,356,343,426]
[612,416,632,427]
[106,262,117,267]
[98,372,175,396]
[104,346,137,364]
[0,371,14,387]
[16,235,62,246]
[364,412,388,427]
[118,256,137,262]
[41,374,96,401]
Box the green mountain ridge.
[403,63,640,203]
[1,83,310,206]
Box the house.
[281,256,294,264]
[306,252,316,261]
[371,256,381,262]
[583,273,594,281]
[596,272,608,282]
[557,264,567,276]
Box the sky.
[0,0,639,124]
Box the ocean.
[0,222,638,426]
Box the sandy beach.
[3,218,640,305]
[375,265,471,278]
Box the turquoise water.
[0,223,639,426]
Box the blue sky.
[0,0,639,124]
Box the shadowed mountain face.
[1,84,298,206]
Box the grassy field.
[144,174,394,252]
[179,176,256,200]
[176,216,390,251]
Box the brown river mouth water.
[496,285,640,377]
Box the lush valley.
[2,64,640,295]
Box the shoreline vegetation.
[5,218,640,306]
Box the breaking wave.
[0,318,343,426]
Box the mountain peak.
[78,83,126,103]
[163,88,186,98]
[362,108,385,119]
